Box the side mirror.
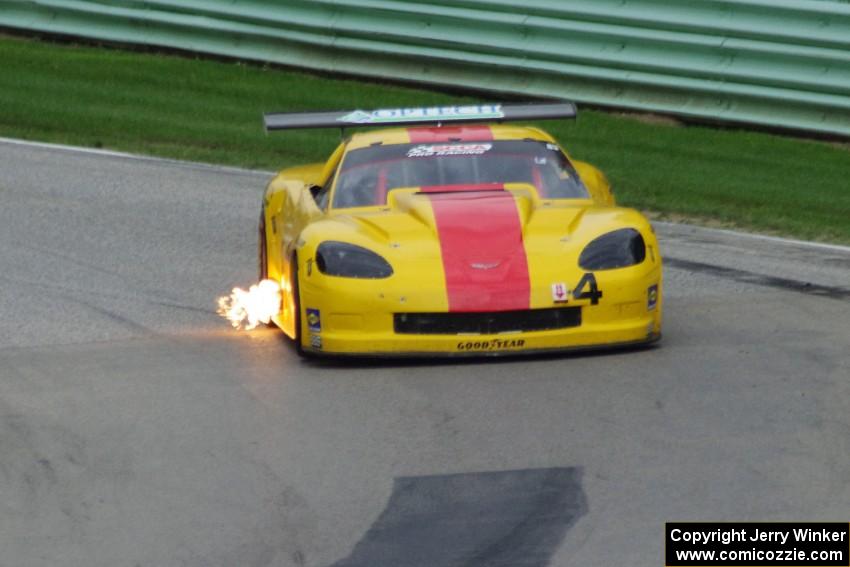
[307,183,330,210]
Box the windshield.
[332,140,589,208]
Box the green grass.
[2,34,849,243]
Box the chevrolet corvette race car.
[259,102,662,356]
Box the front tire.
[290,255,305,357]
[258,209,268,281]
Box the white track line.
[653,221,850,253]
[0,137,273,177]
[3,136,848,253]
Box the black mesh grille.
[394,307,581,335]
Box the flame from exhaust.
[217,279,281,330]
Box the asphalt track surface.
[1,139,849,567]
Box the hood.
[318,187,591,311]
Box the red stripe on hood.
[429,189,530,312]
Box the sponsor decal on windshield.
[407,143,493,158]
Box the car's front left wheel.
[258,208,268,281]
[289,254,305,357]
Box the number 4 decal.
[573,273,603,305]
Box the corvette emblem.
[469,261,501,270]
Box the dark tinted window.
[332,140,589,208]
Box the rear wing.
[263,102,576,131]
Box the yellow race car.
[259,103,662,357]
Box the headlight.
[579,229,646,270]
[315,241,393,278]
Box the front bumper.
[293,260,662,358]
[302,326,661,359]
[297,300,662,358]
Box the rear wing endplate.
[263,102,576,131]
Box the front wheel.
[290,255,305,357]
[258,209,268,281]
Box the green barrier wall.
[3,0,850,135]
